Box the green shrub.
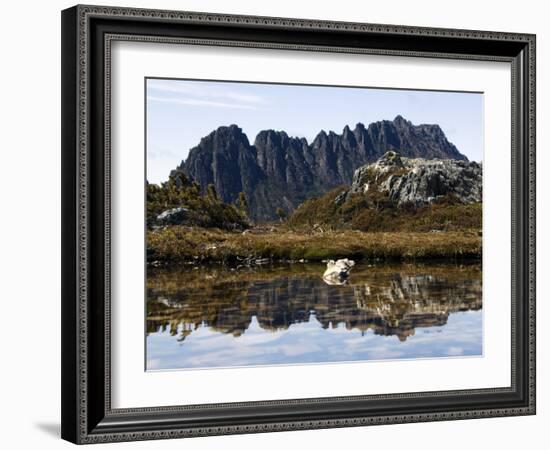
[147,173,249,231]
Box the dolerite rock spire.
[175,116,470,221]
[173,124,262,205]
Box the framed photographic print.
[61,4,536,444]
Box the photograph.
[56,2,537,445]
[145,78,484,370]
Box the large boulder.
[348,151,482,206]
[156,207,190,225]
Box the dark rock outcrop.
[348,151,482,206]
[173,124,263,206]
[174,116,468,221]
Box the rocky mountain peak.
[198,124,249,147]
[254,129,289,148]
[393,114,410,127]
[177,117,470,220]
[312,129,329,146]
[341,125,357,149]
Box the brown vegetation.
[288,187,482,233]
[147,226,481,264]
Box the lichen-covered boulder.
[156,207,190,225]
[347,151,482,206]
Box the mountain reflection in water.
[146,263,482,370]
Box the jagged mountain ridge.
[173,115,467,221]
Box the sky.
[147,311,482,370]
[146,78,483,185]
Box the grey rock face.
[349,151,482,206]
[156,207,190,225]
[176,117,468,220]
[179,125,262,205]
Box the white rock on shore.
[323,259,355,285]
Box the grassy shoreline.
[147,226,481,265]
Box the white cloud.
[147,146,181,160]
[446,347,465,356]
[147,95,259,110]
[146,358,161,370]
[147,79,267,110]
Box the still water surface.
[146,262,482,370]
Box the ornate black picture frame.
[61,4,536,444]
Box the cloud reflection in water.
[146,262,482,370]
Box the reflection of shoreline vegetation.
[147,262,482,341]
[147,226,481,264]
[147,261,482,293]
